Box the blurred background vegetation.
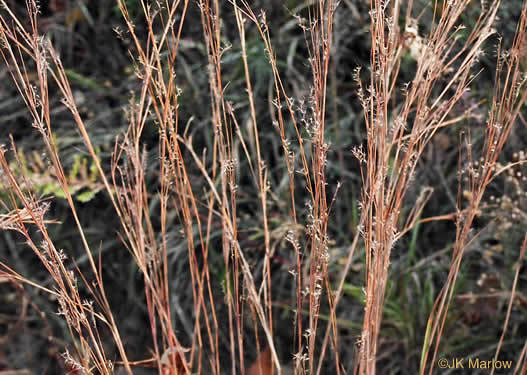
[1,0,526,373]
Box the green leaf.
[76,190,97,203]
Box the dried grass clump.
[0,0,526,374]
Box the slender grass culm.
[0,0,526,374]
